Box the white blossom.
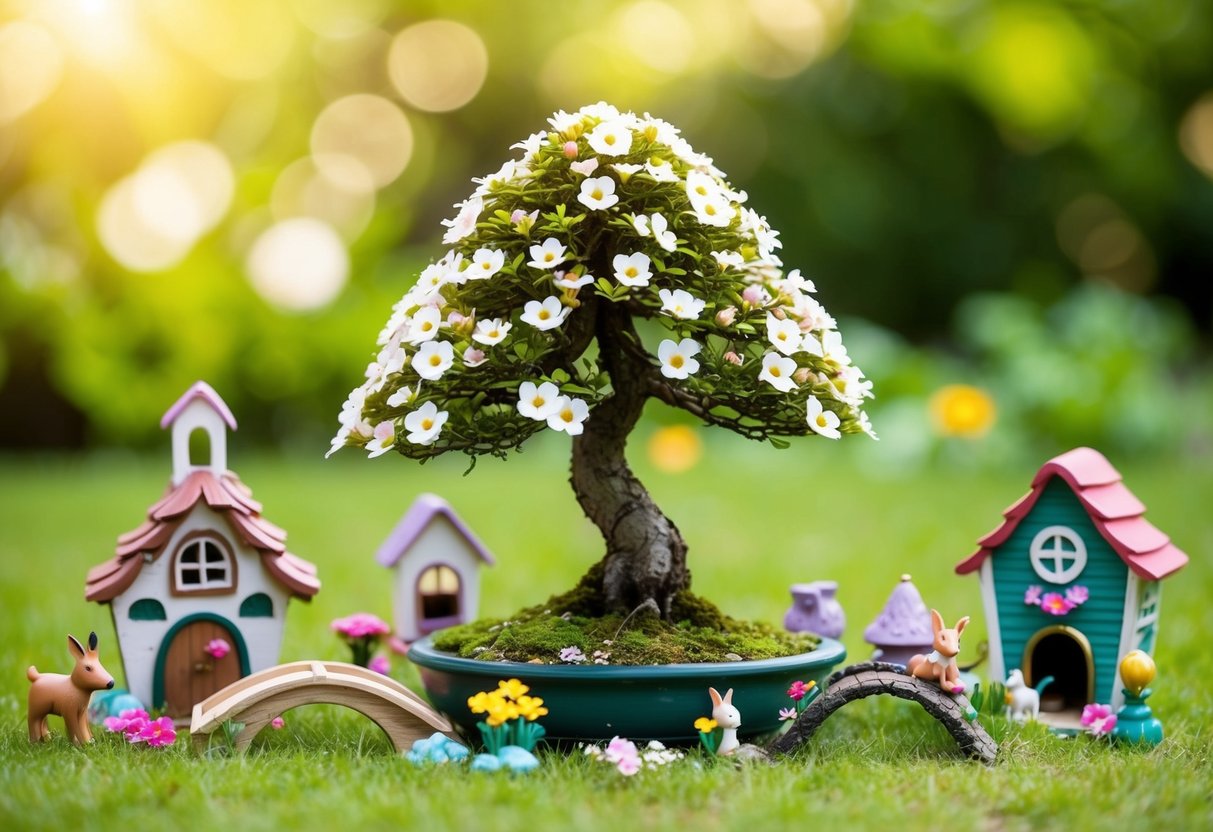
[554,271,594,289]
[521,296,570,330]
[806,395,841,440]
[463,346,486,367]
[658,338,701,380]
[546,396,589,435]
[528,237,567,270]
[587,119,633,156]
[644,158,680,182]
[469,248,505,280]
[386,387,414,408]
[766,313,802,356]
[404,401,448,445]
[517,381,561,420]
[612,252,652,287]
[577,176,619,211]
[758,352,797,392]
[472,318,512,346]
[441,196,483,244]
[712,250,744,269]
[570,158,600,177]
[406,307,442,344]
[411,340,455,381]
[650,213,677,252]
[659,288,705,320]
[366,421,396,458]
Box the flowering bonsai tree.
[331,102,874,620]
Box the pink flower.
[787,680,810,701]
[1065,585,1089,606]
[779,707,797,722]
[715,307,737,327]
[1023,585,1043,606]
[271,716,286,730]
[331,613,391,639]
[1081,703,1117,737]
[204,638,231,660]
[368,656,391,675]
[741,286,769,307]
[616,755,641,776]
[1040,593,1075,616]
[136,716,177,747]
[563,141,578,158]
[559,646,586,663]
[604,736,641,776]
[103,708,150,738]
[723,351,743,366]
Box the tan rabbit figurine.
[905,609,969,695]
[27,632,115,745]
[708,686,741,756]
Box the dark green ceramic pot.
[408,635,846,744]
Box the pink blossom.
[103,708,150,739]
[741,286,768,307]
[204,638,231,660]
[616,755,641,776]
[271,716,286,730]
[368,656,391,675]
[1024,585,1043,606]
[604,736,641,776]
[779,707,797,722]
[463,347,486,367]
[715,307,737,327]
[563,141,578,158]
[1065,585,1089,606]
[559,646,586,663]
[136,716,177,747]
[1081,703,1117,736]
[1040,593,1075,616]
[331,613,391,639]
[787,680,810,701]
[723,351,742,366]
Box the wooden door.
[162,619,243,719]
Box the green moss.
[431,581,819,665]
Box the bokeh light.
[290,0,388,38]
[738,0,841,80]
[147,0,296,81]
[0,20,64,123]
[1179,92,1213,180]
[387,20,488,113]
[310,94,414,188]
[96,142,234,273]
[929,385,997,439]
[615,2,694,74]
[246,217,349,312]
[271,155,376,241]
[647,425,703,473]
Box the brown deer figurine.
[906,609,969,695]
[27,632,115,745]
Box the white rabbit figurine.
[708,686,741,756]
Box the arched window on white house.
[1029,526,1088,584]
[174,536,234,593]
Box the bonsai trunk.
[569,305,690,618]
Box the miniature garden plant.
[467,678,548,754]
[331,612,391,667]
[331,101,875,623]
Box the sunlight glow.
[311,94,413,188]
[271,155,376,241]
[246,218,349,312]
[0,21,64,123]
[387,20,488,113]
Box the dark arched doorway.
[1023,626,1094,724]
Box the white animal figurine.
[1003,669,1055,721]
[708,686,741,756]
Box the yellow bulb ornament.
[1119,650,1156,697]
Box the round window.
[1029,526,1087,584]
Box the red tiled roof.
[86,470,320,602]
[956,447,1189,581]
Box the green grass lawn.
[1,438,1210,831]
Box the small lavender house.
[376,494,494,644]
[956,447,1187,721]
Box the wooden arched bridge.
[190,660,457,753]
[768,662,998,764]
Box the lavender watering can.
[784,581,845,639]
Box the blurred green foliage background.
[0,0,1210,463]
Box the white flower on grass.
[469,248,505,280]
[587,119,633,156]
[367,421,396,458]
[658,288,705,320]
[577,176,619,211]
[521,296,570,330]
[712,250,744,269]
[658,338,701,379]
[758,352,798,392]
[441,196,483,244]
[463,347,486,367]
[612,252,652,287]
[570,158,600,177]
[528,237,567,270]
[404,401,448,445]
[766,313,802,356]
[517,381,562,420]
[386,386,414,408]
[554,271,594,289]
[472,318,512,346]
[547,396,590,435]
[650,213,677,252]
[411,340,455,381]
[407,307,443,344]
[806,395,841,440]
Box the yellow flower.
[694,717,717,733]
[1119,650,1156,696]
[467,691,491,714]
[929,384,996,438]
[497,678,529,701]
[516,695,549,721]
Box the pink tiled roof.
[956,447,1189,581]
[160,381,238,431]
[86,470,320,602]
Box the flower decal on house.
[1025,584,1088,616]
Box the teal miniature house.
[956,448,1187,729]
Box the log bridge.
[768,662,998,765]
